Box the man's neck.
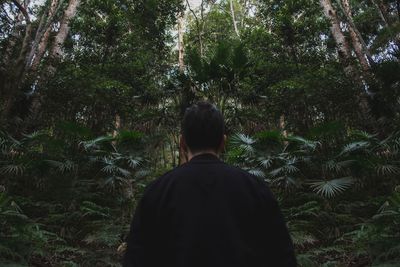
[188,150,218,161]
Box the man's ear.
[179,135,187,152]
[218,134,227,153]
[179,135,189,165]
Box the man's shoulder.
[149,161,265,189]
[143,161,275,206]
[144,164,188,191]
[163,161,253,177]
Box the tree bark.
[1,2,27,70]
[26,0,61,72]
[50,0,80,60]
[177,9,185,72]
[230,0,240,37]
[29,0,80,127]
[320,0,371,120]
[0,1,32,124]
[340,0,373,72]
[30,24,52,72]
[279,114,288,138]
[320,0,353,73]
[112,114,121,138]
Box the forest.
[1,0,400,266]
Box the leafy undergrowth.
[1,126,400,266]
[0,128,148,266]
[0,192,129,266]
[228,126,400,266]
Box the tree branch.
[11,0,30,23]
[186,0,204,56]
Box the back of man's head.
[182,101,225,153]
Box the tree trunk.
[30,25,52,72]
[50,0,80,60]
[26,0,61,72]
[112,114,121,138]
[177,9,185,72]
[320,0,353,71]
[372,0,390,26]
[29,0,80,126]
[279,114,288,138]
[340,0,373,72]
[320,0,371,120]
[230,0,240,37]
[1,3,26,72]
[0,1,32,124]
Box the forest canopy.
[1,0,400,266]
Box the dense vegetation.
[1,0,400,266]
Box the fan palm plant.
[227,129,400,198]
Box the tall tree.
[28,0,61,72]
[230,0,240,37]
[50,0,80,60]
[320,0,371,118]
[339,0,373,72]
[320,0,353,74]
[0,0,81,125]
[178,9,185,72]
[0,0,33,124]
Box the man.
[123,101,296,267]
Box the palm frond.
[286,135,320,151]
[127,157,142,169]
[45,160,77,173]
[340,141,370,155]
[376,164,400,176]
[80,136,115,151]
[283,164,300,174]
[247,168,265,178]
[259,157,273,168]
[291,231,317,248]
[269,166,284,177]
[229,133,256,155]
[0,164,25,176]
[349,130,377,140]
[22,130,49,141]
[309,177,355,198]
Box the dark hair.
[182,101,225,153]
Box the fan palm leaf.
[376,164,400,176]
[0,164,25,176]
[230,133,256,156]
[247,168,265,178]
[309,177,355,198]
[340,141,370,155]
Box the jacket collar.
[189,153,221,163]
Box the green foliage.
[227,128,400,265]
[0,127,149,265]
[0,192,57,265]
[1,0,400,266]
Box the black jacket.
[123,153,296,267]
